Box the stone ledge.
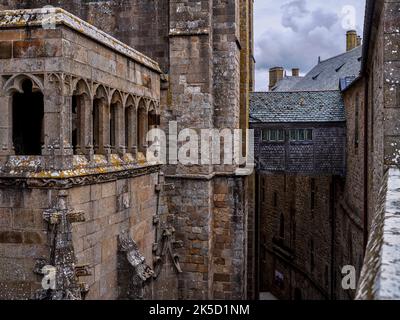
[0,154,162,189]
[357,166,400,300]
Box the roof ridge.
[318,46,362,64]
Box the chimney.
[292,68,300,77]
[269,67,284,91]
[346,30,358,51]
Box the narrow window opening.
[273,191,278,207]
[12,80,44,155]
[72,95,78,154]
[137,104,147,153]
[93,99,101,154]
[110,103,117,152]
[279,213,285,239]
[310,239,315,272]
[125,106,131,151]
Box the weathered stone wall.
[0,170,180,300]
[355,0,400,299]
[259,173,333,300]
[212,176,247,300]
[335,79,366,300]
[361,0,400,231]
[0,188,53,299]
[367,3,385,230]
[163,0,251,299]
[69,173,159,300]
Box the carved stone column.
[43,73,74,170]
[137,99,148,155]
[0,94,14,161]
[97,98,111,155]
[82,94,94,159]
[126,105,138,157]
[116,102,126,155]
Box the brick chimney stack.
[269,67,284,91]
[346,30,358,51]
[292,68,300,77]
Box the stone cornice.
[0,164,162,189]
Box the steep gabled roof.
[250,90,346,123]
[272,46,362,92]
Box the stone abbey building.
[0,1,255,300]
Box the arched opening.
[137,101,148,154]
[12,80,44,155]
[110,103,118,152]
[72,80,91,155]
[71,95,79,154]
[93,98,101,154]
[148,108,159,129]
[109,91,123,154]
[92,86,108,154]
[125,105,136,152]
[71,94,90,155]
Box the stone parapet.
[357,167,400,299]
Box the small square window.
[270,130,277,141]
[306,129,313,141]
[278,130,285,142]
[262,130,268,141]
[290,130,296,141]
[298,129,305,141]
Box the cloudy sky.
[254,0,366,91]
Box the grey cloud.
[254,0,365,90]
[281,0,338,33]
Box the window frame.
[289,129,313,142]
[262,129,286,143]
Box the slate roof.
[339,76,357,91]
[250,90,346,123]
[272,76,303,91]
[273,46,362,92]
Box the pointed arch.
[125,94,137,154]
[72,79,92,155]
[137,98,148,154]
[3,73,44,95]
[72,78,92,98]
[12,79,44,155]
[92,85,109,154]
[109,90,124,153]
